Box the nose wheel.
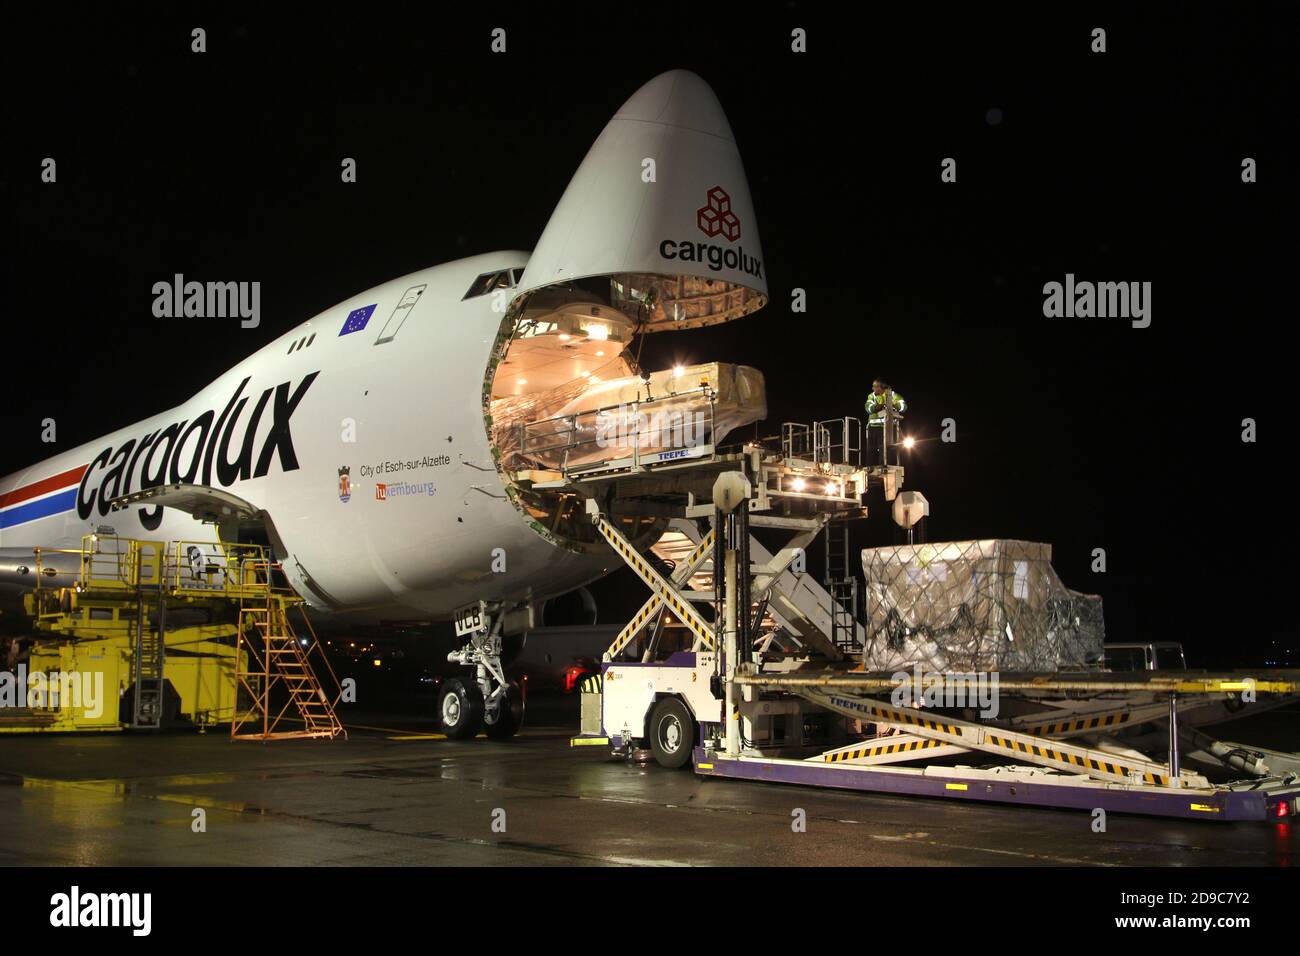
[484,679,525,739]
[438,678,484,739]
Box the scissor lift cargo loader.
[573,464,1300,822]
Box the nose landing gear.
[442,601,528,738]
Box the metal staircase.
[823,520,859,653]
[648,517,865,660]
[130,588,167,728]
[233,579,346,741]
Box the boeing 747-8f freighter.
[0,70,770,736]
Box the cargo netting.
[860,539,1105,672]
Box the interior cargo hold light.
[827,482,841,496]
[790,477,806,492]
[673,365,685,378]
[595,350,605,357]
[902,436,916,449]
[558,333,571,341]
[517,378,527,385]
[586,323,609,340]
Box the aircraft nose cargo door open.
[511,69,768,329]
[493,362,767,475]
[483,70,772,546]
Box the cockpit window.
[463,272,497,299]
[463,269,520,300]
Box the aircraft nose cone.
[514,69,767,327]
[614,69,736,142]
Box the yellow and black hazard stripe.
[599,521,666,586]
[656,589,710,645]
[984,733,1172,786]
[597,521,714,647]
[824,738,945,762]
[610,597,663,655]
[1023,712,1133,737]
[870,704,962,737]
[676,529,716,575]
[579,674,603,694]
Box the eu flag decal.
[340,304,377,336]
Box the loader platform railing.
[32,535,276,602]
[782,417,866,470]
[777,417,904,500]
[517,385,718,479]
[164,540,277,599]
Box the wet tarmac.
[1,696,1296,866]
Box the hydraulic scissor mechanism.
[802,689,1205,788]
[596,517,718,657]
[716,668,1300,820]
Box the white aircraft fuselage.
[0,69,770,629]
[0,253,623,622]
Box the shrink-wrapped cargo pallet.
[861,539,1104,672]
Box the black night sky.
[3,4,1295,666]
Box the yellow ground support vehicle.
[1,535,342,738]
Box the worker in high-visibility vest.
[864,379,906,467]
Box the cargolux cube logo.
[697,186,741,242]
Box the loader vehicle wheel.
[649,696,694,769]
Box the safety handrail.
[33,535,275,600]
[165,540,269,596]
[519,386,717,473]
